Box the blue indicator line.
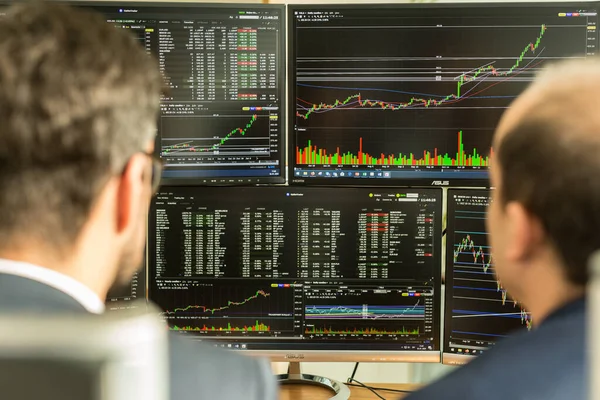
[453,309,522,319]
[453,286,498,292]
[453,270,495,275]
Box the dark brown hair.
[0,3,162,254]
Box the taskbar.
[292,167,489,186]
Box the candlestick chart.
[153,281,296,335]
[291,7,596,184]
[445,190,532,354]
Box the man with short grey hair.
[0,3,276,399]
[405,58,599,399]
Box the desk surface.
[279,383,420,400]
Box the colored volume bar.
[171,321,271,332]
[305,326,420,335]
[296,131,491,166]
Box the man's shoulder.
[406,303,586,400]
[167,334,277,400]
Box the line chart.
[152,281,297,335]
[161,114,264,156]
[162,289,270,315]
[454,234,494,273]
[445,190,533,353]
[305,301,425,320]
[296,25,547,120]
[292,7,596,184]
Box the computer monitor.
[106,256,145,312]
[70,1,286,185]
[148,186,442,362]
[288,2,598,187]
[443,189,532,365]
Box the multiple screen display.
[28,1,595,362]
[63,1,596,188]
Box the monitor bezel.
[45,0,288,186]
[287,1,597,188]
[147,185,443,362]
[442,188,493,365]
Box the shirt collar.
[541,296,586,326]
[0,258,105,314]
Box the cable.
[346,378,386,399]
[346,378,413,399]
[345,363,414,397]
[348,362,360,383]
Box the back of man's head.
[0,3,162,256]
[494,58,600,287]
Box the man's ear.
[116,154,148,235]
[504,201,544,263]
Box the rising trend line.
[162,290,270,315]
[162,114,258,153]
[296,25,547,119]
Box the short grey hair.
[496,57,600,285]
[0,3,162,254]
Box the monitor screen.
[80,2,286,185]
[443,189,531,365]
[105,258,145,313]
[148,187,442,361]
[289,3,598,186]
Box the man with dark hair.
[0,3,276,399]
[404,59,597,399]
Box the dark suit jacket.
[405,298,586,400]
[0,273,277,400]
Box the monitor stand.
[277,362,351,399]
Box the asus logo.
[431,180,449,186]
[285,354,305,360]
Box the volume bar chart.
[306,325,420,335]
[296,131,492,167]
[291,6,598,185]
[172,321,271,332]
